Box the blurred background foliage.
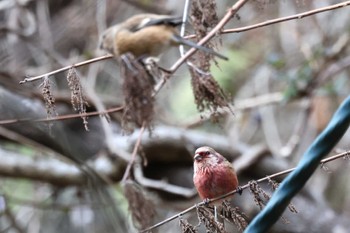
[0,0,350,232]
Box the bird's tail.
[171,34,228,60]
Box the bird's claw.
[203,198,210,205]
[237,186,243,195]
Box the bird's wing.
[139,16,183,29]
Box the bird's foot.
[157,66,171,74]
[236,186,243,195]
[203,198,210,206]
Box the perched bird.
[193,146,239,201]
[193,146,239,223]
[99,14,228,60]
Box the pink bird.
[193,146,239,201]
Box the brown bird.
[99,14,228,60]
[193,146,239,201]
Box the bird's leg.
[156,66,172,74]
[120,53,140,75]
[141,57,164,84]
[140,56,172,74]
[120,54,133,69]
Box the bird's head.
[99,25,120,54]
[194,146,224,167]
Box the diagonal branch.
[19,54,113,84]
[139,150,350,233]
[122,121,146,183]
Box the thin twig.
[19,54,113,84]
[256,71,284,157]
[0,106,124,125]
[280,99,312,157]
[122,122,146,183]
[139,150,349,232]
[1,193,99,211]
[4,207,26,233]
[133,159,197,198]
[222,0,350,35]
[184,92,284,128]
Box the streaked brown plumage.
[193,146,238,200]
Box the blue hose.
[245,95,350,233]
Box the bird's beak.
[194,153,202,161]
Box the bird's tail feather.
[172,34,228,60]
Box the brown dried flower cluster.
[191,0,219,48]
[41,76,57,119]
[267,178,298,213]
[120,53,155,130]
[123,180,156,230]
[189,0,230,114]
[179,218,198,233]
[66,67,89,130]
[190,72,229,113]
[222,201,248,232]
[249,180,271,210]
[196,205,227,233]
[249,179,298,223]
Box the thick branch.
[0,148,124,186]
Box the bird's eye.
[205,151,210,156]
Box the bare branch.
[3,198,26,233]
[233,144,269,174]
[184,92,284,128]
[133,158,197,198]
[222,0,350,35]
[0,148,123,186]
[19,54,113,84]
[0,106,124,125]
[122,122,146,183]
